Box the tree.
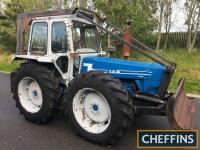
[80,0,87,8]
[163,0,173,50]
[185,0,200,52]
[156,1,164,50]
[92,0,158,46]
[0,0,53,52]
[155,0,174,50]
[53,0,64,9]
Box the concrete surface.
[0,73,199,150]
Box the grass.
[159,49,200,95]
[0,49,21,72]
[129,49,200,95]
[0,49,200,94]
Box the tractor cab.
[14,10,104,82]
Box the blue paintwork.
[92,104,98,111]
[80,56,166,95]
[33,91,38,97]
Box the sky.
[165,0,187,32]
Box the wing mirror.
[106,46,116,52]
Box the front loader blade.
[166,78,196,129]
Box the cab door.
[50,18,73,83]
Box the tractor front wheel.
[67,71,134,145]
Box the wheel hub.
[83,93,110,123]
[73,88,111,134]
[92,104,99,112]
[18,77,43,113]
[32,90,38,97]
[28,82,42,106]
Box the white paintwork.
[72,88,111,134]
[18,77,43,113]
[13,14,105,85]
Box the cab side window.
[51,22,68,53]
[30,22,48,55]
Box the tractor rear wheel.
[66,71,134,145]
[12,63,62,123]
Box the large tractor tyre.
[12,63,62,123]
[67,71,134,145]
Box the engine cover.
[80,56,166,95]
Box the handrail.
[74,10,176,70]
[106,22,175,66]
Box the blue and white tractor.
[10,8,196,145]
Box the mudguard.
[166,78,196,129]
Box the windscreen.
[72,21,100,52]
